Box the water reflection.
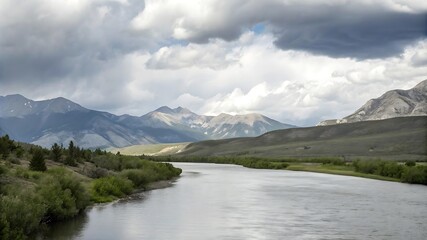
[37,211,88,240]
[42,163,427,240]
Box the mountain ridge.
[0,94,87,118]
[0,95,294,149]
[318,80,427,125]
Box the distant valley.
[0,95,294,149]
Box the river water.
[42,163,427,240]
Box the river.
[41,163,427,240]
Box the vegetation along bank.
[0,135,182,239]
[149,155,427,185]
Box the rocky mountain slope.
[0,95,293,148]
[139,107,294,139]
[318,80,427,125]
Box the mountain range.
[318,79,427,125]
[2,80,426,150]
[0,95,294,149]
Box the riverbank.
[149,155,427,185]
[87,177,179,210]
[145,177,178,191]
[0,136,182,239]
[285,164,400,182]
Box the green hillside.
[179,116,427,160]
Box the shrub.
[0,190,46,239]
[64,156,77,166]
[405,161,416,167]
[375,161,403,179]
[120,169,155,187]
[37,168,90,221]
[272,162,289,169]
[353,160,378,174]
[353,160,403,178]
[91,176,134,203]
[401,166,427,184]
[82,165,109,179]
[15,147,24,158]
[0,165,6,175]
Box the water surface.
[43,163,427,240]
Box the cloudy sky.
[0,0,426,126]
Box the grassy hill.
[179,116,427,160]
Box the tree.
[65,141,76,166]
[68,141,75,158]
[0,135,15,160]
[15,146,24,158]
[51,143,62,162]
[29,149,47,171]
[94,148,103,156]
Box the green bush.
[0,190,46,240]
[82,165,109,179]
[322,158,346,166]
[272,162,289,169]
[353,160,427,185]
[0,165,6,175]
[401,166,427,184]
[152,162,183,179]
[64,156,77,166]
[353,160,378,174]
[353,160,404,178]
[91,176,134,203]
[405,160,416,167]
[120,169,156,187]
[38,168,90,221]
[373,161,403,178]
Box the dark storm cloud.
[134,0,426,59]
[1,0,427,125]
[273,12,427,59]
[0,0,146,85]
